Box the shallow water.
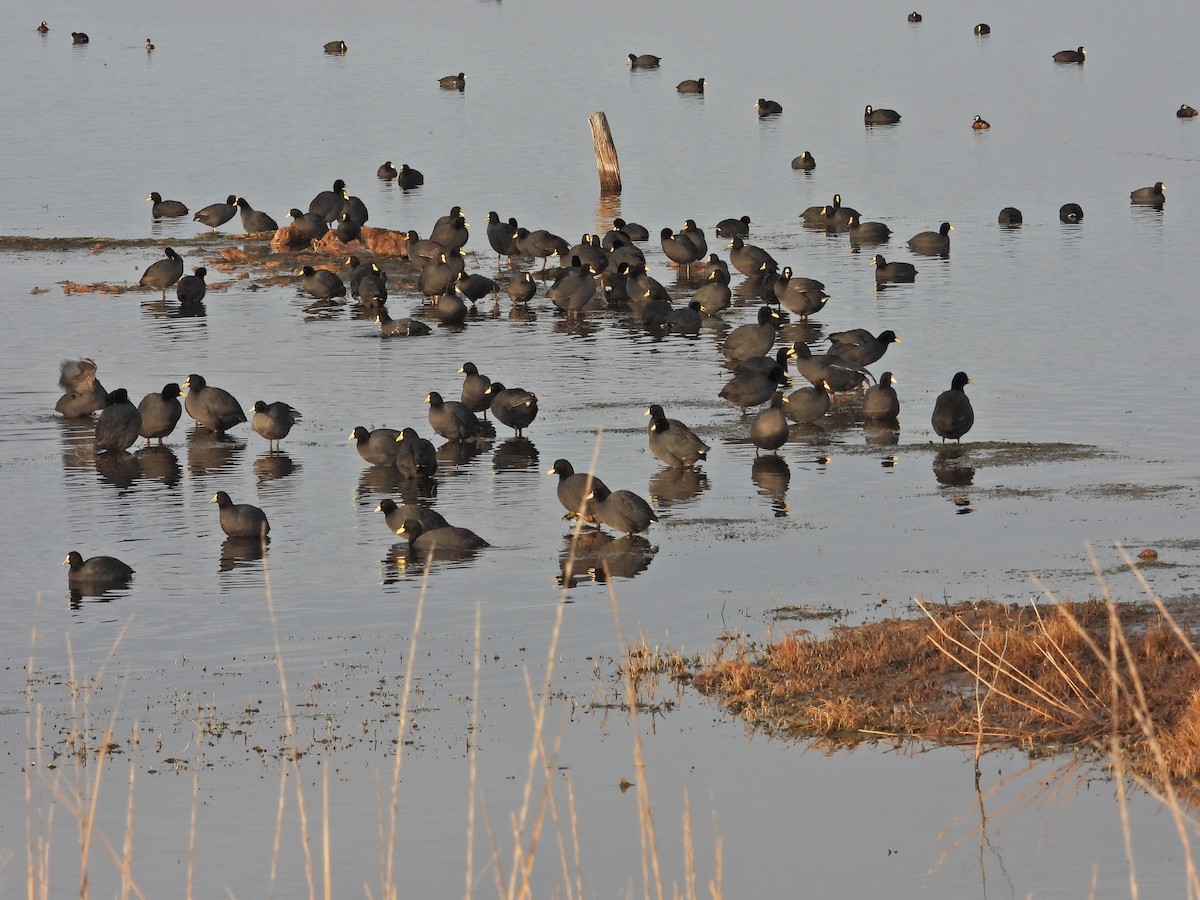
[2,0,1199,895]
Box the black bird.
[677,78,705,93]
[397,520,488,554]
[349,426,401,466]
[394,428,439,479]
[139,247,184,296]
[907,222,953,255]
[138,383,183,444]
[974,23,990,35]
[727,236,778,278]
[64,551,133,587]
[438,72,466,90]
[397,164,424,189]
[1052,46,1085,63]
[145,38,154,51]
[147,192,188,218]
[235,197,278,233]
[719,365,788,413]
[37,21,50,33]
[1059,203,1084,222]
[309,179,348,223]
[751,393,790,453]
[547,459,607,522]
[426,391,480,441]
[784,379,831,425]
[430,214,469,251]
[335,211,361,243]
[374,310,425,339]
[863,372,900,421]
[907,11,922,22]
[298,265,346,300]
[458,362,492,415]
[792,343,868,393]
[1131,182,1166,205]
[756,98,783,117]
[645,405,709,467]
[586,483,658,536]
[176,267,207,304]
[95,388,141,453]
[661,227,702,272]
[864,104,901,125]
[71,32,89,44]
[375,499,448,535]
[55,358,106,417]
[715,215,751,238]
[193,195,238,232]
[611,218,649,241]
[845,214,891,244]
[324,40,347,53]
[932,372,974,442]
[998,207,1024,226]
[628,53,661,68]
[791,151,816,170]
[484,382,539,435]
[287,208,329,244]
[343,194,368,224]
[721,305,782,361]
[507,271,537,304]
[210,491,270,538]
[183,374,245,433]
[871,254,918,283]
[432,287,471,324]
[826,329,900,367]
[773,268,829,319]
[456,271,498,302]
[693,267,732,315]
[377,161,398,180]
[486,211,519,264]
[356,265,388,305]
[667,300,703,335]
[1178,104,1198,118]
[250,400,301,450]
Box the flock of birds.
[48,26,1183,594]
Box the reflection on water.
[95,450,141,489]
[557,530,658,587]
[934,447,976,487]
[647,465,709,508]
[186,429,246,477]
[751,455,790,516]
[219,536,268,572]
[492,436,539,471]
[134,444,182,486]
[253,451,300,482]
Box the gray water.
[1,0,1198,895]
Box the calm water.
[1,0,1198,895]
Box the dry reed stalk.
[464,605,481,900]
[269,755,288,893]
[121,723,138,900]
[682,789,695,900]
[322,766,331,900]
[186,769,199,900]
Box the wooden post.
[589,112,622,195]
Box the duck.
[139,247,185,296]
[972,115,991,130]
[751,393,790,453]
[1178,104,1198,118]
[349,426,401,466]
[249,401,301,450]
[210,491,270,539]
[193,195,238,232]
[863,372,900,421]
[547,459,607,522]
[870,254,918,283]
[138,383,184,444]
[426,391,480,442]
[645,405,709,467]
[907,222,953,255]
[95,389,141,453]
[37,21,50,33]
[865,104,901,125]
[484,383,539,435]
[55,358,106,418]
[145,38,154,51]
[932,372,974,442]
[1052,46,1085,63]
[183,374,246,433]
[147,192,188,218]
[1131,182,1166,204]
[64,552,133,586]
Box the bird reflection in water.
[751,455,790,517]
[67,582,131,610]
[492,436,539,471]
[933,446,975,487]
[95,449,141,489]
[186,429,244,477]
[220,536,268,571]
[864,421,900,447]
[435,438,492,473]
[254,451,299,483]
[357,467,437,505]
[135,444,182,487]
[647,466,709,508]
[557,531,658,587]
[382,540,486,582]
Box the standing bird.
[210,492,269,539]
[727,236,778,278]
[193,195,238,232]
[645,405,709,467]
[484,382,539,436]
[139,247,185,297]
[147,192,188,218]
[138,382,184,444]
[487,211,519,265]
[586,484,658,536]
[183,374,245,433]
[298,265,346,300]
[176,267,207,304]
[719,365,788,413]
[693,267,732,315]
[55,358,106,417]
[426,391,480,442]
[349,426,401,466]
[95,388,141,453]
[394,428,439,479]
[721,305,782,361]
[784,379,831,425]
[661,227,702,273]
[751,393,790,454]
[249,400,301,451]
[863,372,900,422]
[826,329,901,367]
[235,197,278,233]
[547,459,607,522]
[287,208,328,244]
[309,179,348,223]
[931,372,974,442]
[507,271,537,305]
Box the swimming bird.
[751,393,790,453]
[547,459,607,522]
[974,23,990,34]
[55,358,106,417]
[426,391,480,442]
[907,11,922,21]
[250,400,301,450]
[377,161,398,179]
[375,499,448,535]
[323,40,347,53]
[193,195,238,232]
[397,519,488,554]
[210,491,269,538]
[432,287,471,324]
[95,388,141,453]
[484,383,538,435]
[64,551,133,587]
[235,197,278,233]
[71,32,88,44]
[394,427,439,479]
[972,115,991,130]
[998,207,1024,226]
[139,247,185,296]
[349,426,401,466]
[845,214,891,244]
[397,164,424,189]
[176,267,207,304]
[871,254,918,283]
[37,21,50,33]
[298,265,346,300]
[645,405,709,467]
[791,151,816,170]
[145,38,154,51]
[721,305,782,361]
[147,192,188,218]
[1178,104,1198,118]
[356,265,388,305]
[757,98,783,117]
[456,271,498,302]
[826,329,900,367]
[309,179,348,223]
[586,484,658,536]
[138,383,184,444]
[1131,182,1166,204]
[863,372,900,421]
[183,374,245,433]
[932,372,974,442]
[792,343,869,393]
[715,215,752,238]
[1059,203,1084,222]
[628,53,661,68]
[677,78,706,93]
[1053,46,1085,63]
[438,72,466,90]
[865,104,901,125]
[907,222,953,255]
